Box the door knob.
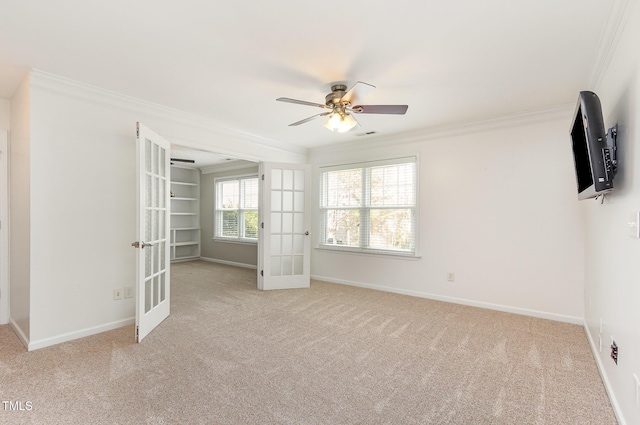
[131,241,154,249]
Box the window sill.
[315,245,421,260]
[212,238,257,246]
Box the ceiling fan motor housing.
[325,84,348,106]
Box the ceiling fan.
[276,81,408,133]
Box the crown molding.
[28,69,308,158]
[588,0,634,89]
[310,103,574,157]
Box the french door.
[258,162,311,290]
[134,123,171,342]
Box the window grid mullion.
[361,167,370,249]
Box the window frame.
[318,156,419,257]
[213,174,259,244]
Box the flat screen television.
[570,91,616,200]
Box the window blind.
[319,156,417,255]
[215,175,259,242]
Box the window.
[215,175,259,243]
[319,156,417,256]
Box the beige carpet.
[0,260,616,424]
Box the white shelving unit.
[170,166,201,261]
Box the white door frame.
[0,130,9,325]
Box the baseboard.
[583,322,626,425]
[9,318,30,350]
[27,317,134,351]
[199,256,257,270]
[311,275,583,325]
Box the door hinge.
[136,326,139,339]
[260,270,264,277]
[261,174,264,181]
[261,222,264,229]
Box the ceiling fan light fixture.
[324,111,357,133]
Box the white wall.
[584,2,640,424]
[9,75,31,341]
[0,99,9,325]
[310,112,586,323]
[200,164,259,268]
[20,70,305,349]
[0,99,9,129]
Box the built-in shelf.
[170,166,201,261]
[173,241,199,247]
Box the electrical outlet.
[124,286,133,299]
[447,272,455,282]
[113,288,123,300]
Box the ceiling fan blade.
[349,112,362,129]
[352,105,408,115]
[289,112,332,126]
[341,81,376,104]
[277,97,330,109]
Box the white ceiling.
[0,0,621,151]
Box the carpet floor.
[0,260,616,424]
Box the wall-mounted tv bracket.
[595,124,618,204]
[605,124,618,177]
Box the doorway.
[169,145,259,270]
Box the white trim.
[199,256,257,270]
[28,69,307,160]
[0,130,8,325]
[27,317,135,351]
[212,237,257,246]
[583,322,626,425]
[9,318,29,349]
[314,246,421,260]
[214,172,259,182]
[170,256,201,263]
[311,275,583,325]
